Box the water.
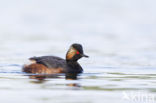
[0,0,156,103]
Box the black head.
[66,43,89,61]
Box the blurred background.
[0,0,156,103]
[0,0,156,67]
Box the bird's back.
[30,56,67,69]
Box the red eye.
[76,51,80,54]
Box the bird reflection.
[65,73,78,80]
[65,73,81,87]
[29,74,60,80]
[26,73,80,87]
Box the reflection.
[26,74,61,84]
[25,73,81,87]
[65,73,81,87]
[65,73,78,80]
[28,74,61,80]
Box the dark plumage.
[23,43,89,74]
[30,56,66,68]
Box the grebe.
[23,43,89,74]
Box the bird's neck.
[66,60,78,64]
[66,60,83,73]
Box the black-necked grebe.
[23,43,89,74]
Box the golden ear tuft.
[66,47,77,60]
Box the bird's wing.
[30,56,66,68]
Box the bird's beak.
[81,54,89,58]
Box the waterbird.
[23,43,89,74]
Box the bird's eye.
[76,51,80,54]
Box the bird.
[23,43,89,74]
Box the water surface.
[0,0,156,103]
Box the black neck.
[66,60,83,73]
